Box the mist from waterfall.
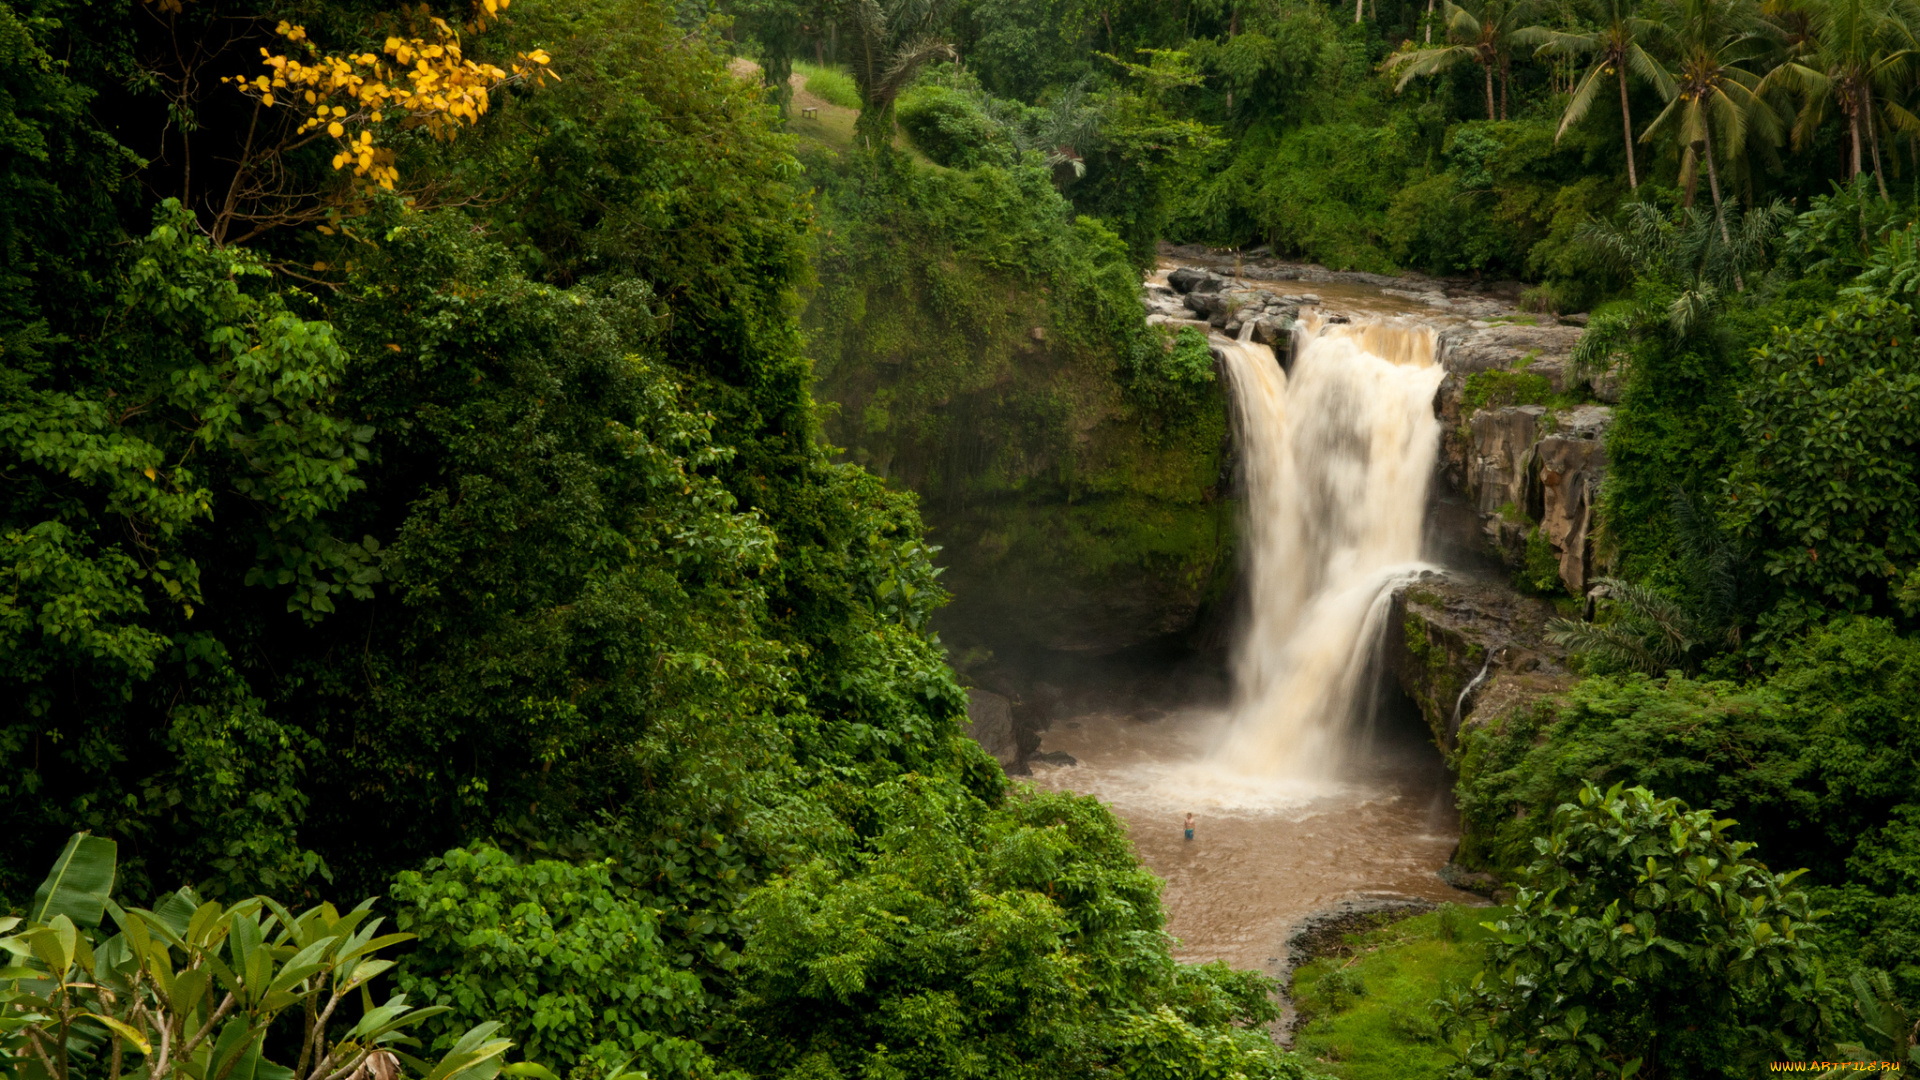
[1210,315,1447,782]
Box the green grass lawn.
[784,66,932,166]
[1289,904,1506,1080]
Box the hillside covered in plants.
[7,0,1920,1073]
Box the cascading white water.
[1211,315,1447,781]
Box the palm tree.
[1545,488,1764,673]
[1383,0,1546,119]
[1760,0,1920,198]
[839,0,957,141]
[1636,0,1785,245]
[1531,0,1676,187]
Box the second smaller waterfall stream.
[1210,316,1448,782]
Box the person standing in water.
[1184,813,1195,841]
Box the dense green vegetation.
[0,0,1307,1076]
[13,0,1920,1069]
[1289,906,1501,1079]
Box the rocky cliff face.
[1438,324,1613,598]
[1383,574,1575,751]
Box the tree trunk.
[1484,63,1496,120]
[1355,0,1364,25]
[1866,87,1891,200]
[1617,61,1638,188]
[1850,107,1863,179]
[1700,124,1743,292]
[1425,0,1435,42]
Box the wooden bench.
[800,106,819,119]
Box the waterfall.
[1211,315,1447,781]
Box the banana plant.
[2,833,542,1080]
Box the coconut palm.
[1636,0,1786,245]
[1383,0,1546,119]
[1760,0,1920,198]
[1531,0,1677,187]
[839,0,957,141]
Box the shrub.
[896,84,1012,169]
[391,846,718,1079]
[0,833,527,1080]
[1517,526,1562,594]
[1441,783,1828,1079]
[1461,367,1553,411]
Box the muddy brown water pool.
[1026,701,1480,979]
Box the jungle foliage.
[0,0,1310,1076]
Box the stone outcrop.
[1383,573,1575,750]
[1535,406,1610,594]
[1438,322,1585,389]
[1438,321,1614,597]
[1466,406,1545,516]
[962,688,1020,771]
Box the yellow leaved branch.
[225,5,556,197]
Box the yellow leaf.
[328,121,345,137]
[371,110,384,122]
[143,467,157,481]
[263,93,275,106]
[304,90,317,104]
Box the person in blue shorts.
[1184,812,1195,841]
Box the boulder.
[1249,316,1293,346]
[1590,364,1624,403]
[963,688,1020,771]
[1167,266,1212,293]
[1536,406,1612,595]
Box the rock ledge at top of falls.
[1148,247,1615,600]
[1383,572,1575,752]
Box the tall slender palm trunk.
[1425,0,1435,42]
[1850,108,1865,178]
[1865,86,1891,200]
[1617,63,1638,188]
[1485,63,1496,119]
[1699,126,1744,291]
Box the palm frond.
[1559,64,1615,136]
[1547,576,1697,674]
[1546,615,1673,674]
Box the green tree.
[1,204,372,899]
[391,846,720,1079]
[1382,0,1547,120]
[1727,291,1920,634]
[1760,0,1920,198]
[838,0,958,141]
[724,781,1306,1080]
[1637,0,1785,242]
[1442,783,1829,1080]
[1533,0,1676,187]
